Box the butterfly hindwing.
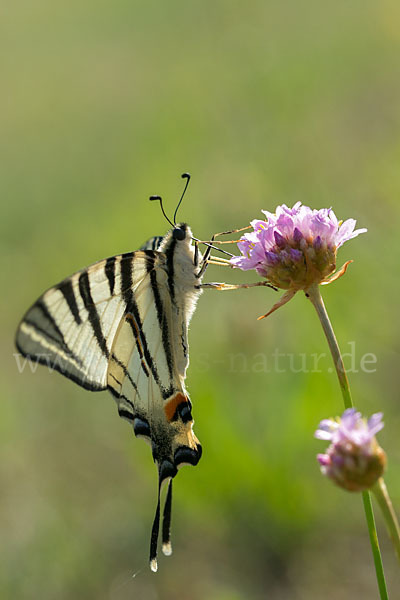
[140,235,164,251]
[107,258,200,456]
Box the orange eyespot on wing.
[164,392,188,422]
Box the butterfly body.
[15,222,203,570]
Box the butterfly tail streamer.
[149,478,162,572]
[150,474,175,571]
[162,479,173,556]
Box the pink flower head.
[230,203,367,318]
[315,409,386,492]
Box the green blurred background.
[2,1,400,598]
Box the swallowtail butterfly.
[14,173,222,572]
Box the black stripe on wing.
[110,352,142,397]
[57,279,82,325]
[164,236,177,302]
[27,352,103,391]
[140,235,164,251]
[108,385,136,421]
[105,256,116,295]
[108,386,152,441]
[120,252,173,400]
[146,255,174,380]
[125,314,150,378]
[78,271,110,359]
[31,300,69,351]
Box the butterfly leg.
[194,239,200,268]
[195,233,219,278]
[205,257,233,267]
[196,227,247,279]
[196,226,251,246]
[195,239,225,272]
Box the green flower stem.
[362,491,389,600]
[373,478,400,563]
[306,284,352,409]
[306,283,388,600]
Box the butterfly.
[15,174,272,570]
[16,220,212,571]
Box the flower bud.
[315,409,386,492]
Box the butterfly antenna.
[162,479,173,556]
[149,479,162,572]
[173,173,191,224]
[149,195,174,229]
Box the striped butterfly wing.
[140,235,164,251]
[107,250,199,455]
[15,251,154,391]
[15,224,203,571]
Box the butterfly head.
[172,225,186,241]
[161,222,191,244]
[157,223,201,285]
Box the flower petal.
[335,219,367,248]
[368,412,384,436]
[317,453,331,466]
[257,289,297,320]
[274,231,286,248]
[315,430,334,441]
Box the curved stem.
[306,284,352,409]
[306,283,389,600]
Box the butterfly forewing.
[15,251,158,390]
